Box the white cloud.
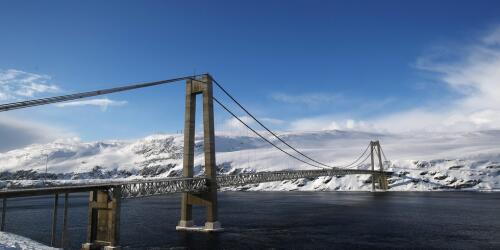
[482,26,500,45]
[0,69,60,100]
[0,114,75,152]
[270,91,396,115]
[220,116,284,133]
[270,92,343,106]
[0,69,126,112]
[289,116,374,132]
[0,70,129,150]
[261,117,285,126]
[223,116,254,131]
[55,98,127,111]
[287,25,500,133]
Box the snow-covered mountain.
[0,130,499,191]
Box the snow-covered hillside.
[0,130,499,191]
[0,232,59,250]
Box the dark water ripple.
[2,192,500,249]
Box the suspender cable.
[0,75,202,112]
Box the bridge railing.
[119,177,208,198]
[217,169,392,187]
[0,177,209,199]
[0,169,392,199]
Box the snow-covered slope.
[0,232,59,250]
[0,130,499,191]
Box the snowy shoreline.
[0,232,59,250]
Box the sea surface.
[2,192,500,249]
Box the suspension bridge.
[0,74,392,250]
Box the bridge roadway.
[0,169,392,199]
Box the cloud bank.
[0,114,75,152]
[220,115,284,134]
[55,98,127,111]
[0,69,60,100]
[285,25,500,133]
[0,69,127,111]
[270,92,344,107]
[0,69,128,151]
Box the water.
[2,192,500,249]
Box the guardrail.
[217,169,392,187]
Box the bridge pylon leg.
[375,141,389,191]
[378,174,389,190]
[177,74,222,232]
[82,188,121,250]
[370,141,376,192]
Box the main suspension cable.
[0,74,202,112]
[213,96,328,170]
[348,147,372,169]
[337,143,371,169]
[211,78,336,169]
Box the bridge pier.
[82,188,121,250]
[378,175,389,190]
[177,74,222,232]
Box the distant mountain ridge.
[0,130,499,191]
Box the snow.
[0,130,499,191]
[0,232,59,250]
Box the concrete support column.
[178,78,196,228]
[82,188,121,250]
[379,175,389,190]
[202,75,219,227]
[375,141,388,191]
[370,141,375,192]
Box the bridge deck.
[217,169,392,187]
[0,169,392,199]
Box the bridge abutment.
[177,74,222,232]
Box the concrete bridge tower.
[370,141,389,191]
[176,74,222,232]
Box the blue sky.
[1,0,500,150]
